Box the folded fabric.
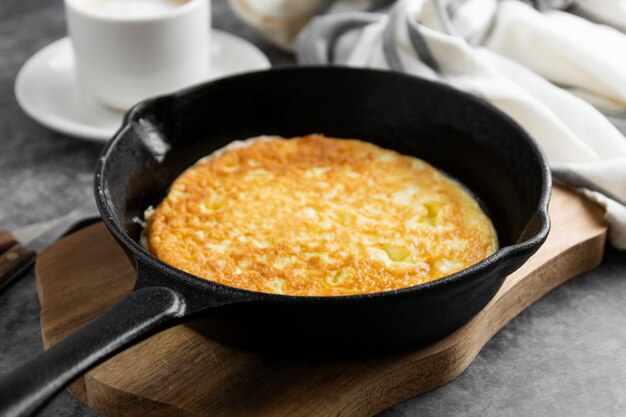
[297,0,626,249]
[573,0,626,33]
[231,0,626,52]
[485,1,626,111]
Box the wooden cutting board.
[36,185,607,417]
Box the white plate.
[15,30,271,143]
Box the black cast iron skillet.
[0,67,551,417]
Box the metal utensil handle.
[0,286,186,417]
[0,243,36,292]
[0,230,18,253]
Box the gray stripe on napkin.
[297,13,381,64]
[553,113,626,207]
[383,2,441,73]
[528,0,576,11]
[552,168,626,207]
[406,10,441,72]
[446,0,469,18]
[382,4,406,71]
[434,0,456,35]
[321,0,395,14]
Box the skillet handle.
[0,286,185,417]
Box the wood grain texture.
[36,185,607,417]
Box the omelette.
[144,134,498,296]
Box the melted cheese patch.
[146,135,498,296]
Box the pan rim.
[95,65,552,303]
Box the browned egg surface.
[145,135,498,296]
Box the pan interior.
[100,67,547,271]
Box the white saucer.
[15,30,271,142]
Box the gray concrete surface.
[1,1,625,416]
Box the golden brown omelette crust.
[146,135,498,296]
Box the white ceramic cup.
[65,0,210,110]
